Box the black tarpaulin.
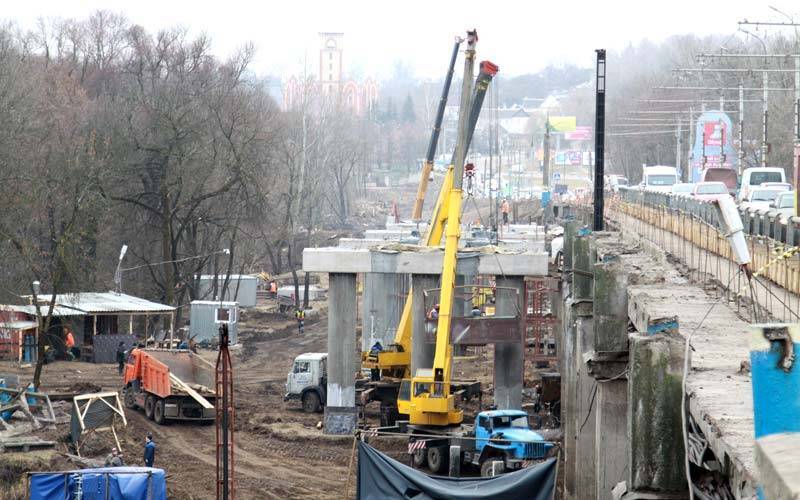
[356,441,557,500]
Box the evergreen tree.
[401,94,416,123]
[384,97,397,123]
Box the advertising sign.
[690,111,737,182]
[565,126,592,141]
[549,116,577,132]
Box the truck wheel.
[144,395,155,420]
[153,398,168,425]
[480,459,506,477]
[427,446,448,474]
[123,387,136,409]
[412,448,427,467]
[302,392,321,413]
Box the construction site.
[2,6,800,500]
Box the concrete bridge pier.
[324,272,358,435]
[572,233,597,499]
[592,258,630,500]
[361,273,407,351]
[493,276,525,410]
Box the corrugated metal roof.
[0,321,38,330]
[33,292,174,314]
[197,274,258,281]
[1,304,83,317]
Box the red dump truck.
[122,349,216,424]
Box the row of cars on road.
[618,165,796,220]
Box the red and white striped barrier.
[407,440,427,454]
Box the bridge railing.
[616,187,800,247]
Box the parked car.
[772,191,797,219]
[671,183,695,195]
[740,188,787,212]
[691,182,730,202]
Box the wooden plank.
[169,373,213,409]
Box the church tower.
[319,32,343,96]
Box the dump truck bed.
[137,349,216,399]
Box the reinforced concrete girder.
[302,247,548,276]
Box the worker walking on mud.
[143,433,156,467]
[295,308,305,334]
[116,342,126,375]
[501,199,510,226]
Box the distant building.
[282,32,378,115]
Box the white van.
[737,167,787,202]
[642,165,679,193]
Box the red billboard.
[703,121,726,147]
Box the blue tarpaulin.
[30,467,166,500]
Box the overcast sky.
[3,0,792,80]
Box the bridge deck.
[628,283,756,496]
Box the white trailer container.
[189,301,239,345]
[196,274,259,307]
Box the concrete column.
[493,276,525,410]
[628,332,687,493]
[561,297,578,498]
[325,272,358,435]
[595,380,628,500]
[563,221,578,285]
[574,316,596,500]
[592,257,630,500]
[361,273,408,351]
[573,232,596,499]
[593,259,628,352]
[411,274,439,376]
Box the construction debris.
[0,436,55,453]
[71,391,127,456]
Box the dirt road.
[0,307,359,499]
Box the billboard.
[565,126,592,141]
[690,111,737,182]
[549,116,577,132]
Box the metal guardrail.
[616,187,800,247]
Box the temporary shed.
[189,301,238,345]
[28,292,175,363]
[196,274,259,307]
[0,305,81,363]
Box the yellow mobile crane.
[362,31,493,387]
[361,35,463,380]
[396,37,498,426]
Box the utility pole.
[739,81,745,177]
[543,117,551,188]
[593,49,606,232]
[762,68,769,167]
[676,118,682,178]
[688,106,695,182]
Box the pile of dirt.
[66,382,102,394]
[0,451,72,500]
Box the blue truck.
[407,409,554,477]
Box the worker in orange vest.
[64,328,76,361]
[501,199,510,226]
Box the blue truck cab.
[468,409,553,476]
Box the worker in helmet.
[501,199,510,226]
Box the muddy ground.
[0,296,561,499]
[0,186,559,498]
